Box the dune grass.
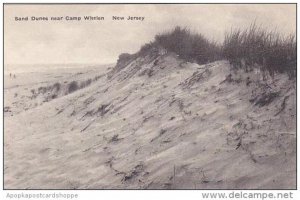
[223,23,296,79]
[115,23,296,80]
[154,26,221,64]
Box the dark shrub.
[154,26,221,64]
[53,82,61,91]
[80,79,92,88]
[67,81,79,94]
[85,79,92,86]
[93,75,102,81]
[38,86,47,94]
[117,53,134,66]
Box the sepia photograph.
[3,3,297,190]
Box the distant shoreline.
[4,63,115,75]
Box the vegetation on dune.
[67,81,79,94]
[223,23,296,79]
[154,26,221,64]
[115,23,296,80]
[112,26,222,73]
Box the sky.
[4,4,296,66]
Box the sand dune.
[4,53,296,189]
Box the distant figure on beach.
[13,74,16,79]
[9,73,11,78]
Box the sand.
[4,55,296,189]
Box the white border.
[0,1,298,200]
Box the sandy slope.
[4,54,296,189]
